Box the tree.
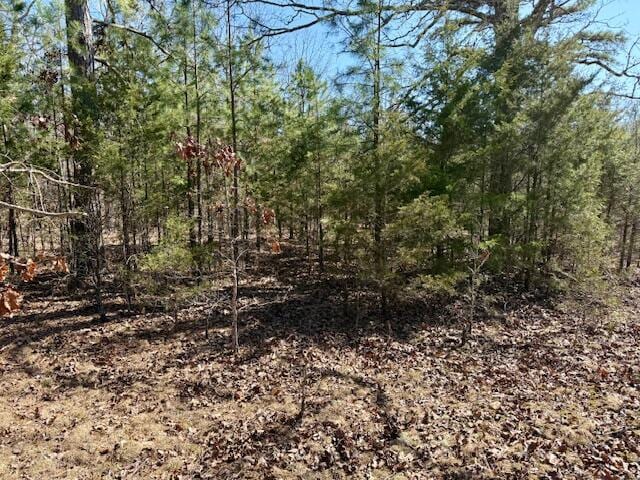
[3,0,640,335]
[64,0,97,273]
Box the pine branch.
[93,20,171,56]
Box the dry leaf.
[0,287,22,317]
[54,257,69,274]
[0,261,8,283]
[262,208,276,225]
[21,259,37,282]
[270,241,282,254]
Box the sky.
[264,0,640,96]
[599,0,640,39]
[582,0,640,98]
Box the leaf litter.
[0,256,638,479]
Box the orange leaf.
[270,241,282,254]
[21,259,37,282]
[262,208,275,225]
[0,288,22,317]
[0,261,8,283]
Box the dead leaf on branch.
[175,136,242,177]
[21,259,37,282]
[176,135,206,161]
[270,241,282,254]
[262,208,276,225]
[245,197,257,214]
[213,202,225,215]
[0,261,8,283]
[53,257,70,274]
[212,142,241,176]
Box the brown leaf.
[0,261,8,283]
[53,257,69,274]
[0,287,22,317]
[262,208,275,225]
[21,259,37,282]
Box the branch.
[0,160,92,189]
[577,57,640,99]
[248,15,336,44]
[0,201,88,218]
[578,58,640,79]
[94,56,126,80]
[242,0,360,17]
[93,20,171,56]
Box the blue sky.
[599,0,640,39]
[579,0,640,97]
[266,0,640,89]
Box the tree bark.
[626,218,638,270]
[620,213,629,272]
[65,0,96,277]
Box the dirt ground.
[0,247,639,479]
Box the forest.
[1,0,640,478]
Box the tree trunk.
[227,0,240,352]
[65,0,104,322]
[256,204,262,251]
[626,218,638,270]
[2,124,18,258]
[487,0,519,241]
[183,38,196,249]
[65,0,106,319]
[193,6,203,247]
[372,0,388,323]
[5,185,18,258]
[65,0,95,276]
[620,213,629,272]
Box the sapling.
[461,237,492,347]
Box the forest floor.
[0,244,639,479]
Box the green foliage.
[3,0,639,315]
[140,216,194,274]
[388,194,467,270]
